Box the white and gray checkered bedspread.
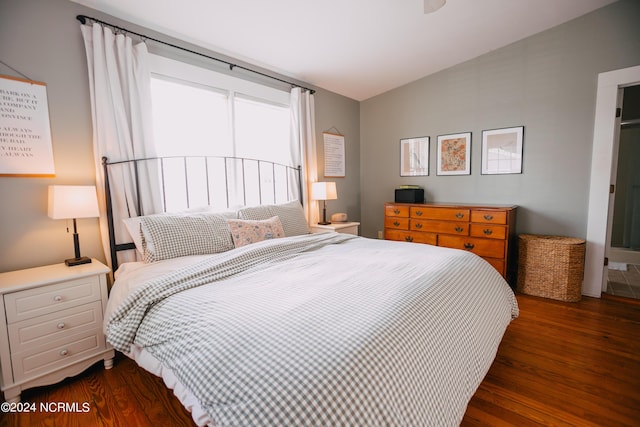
[106,233,518,426]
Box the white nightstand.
[0,260,115,403]
[310,221,360,235]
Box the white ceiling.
[70,0,617,101]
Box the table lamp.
[48,185,100,266]
[311,182,337,225]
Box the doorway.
[606,84,640,299]
[585,65,640,298]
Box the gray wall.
[0,0,359,272]
[360,0,640,240]
[314,90,360,223]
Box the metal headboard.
[102,156,303,270]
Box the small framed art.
[481,126,524,174]
[436,132,471,176]
[400,136,429,176]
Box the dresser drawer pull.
[463,243,475,250]
[455,226,464,233]
[59,349,69,357]
[483,229,493,235]
[415,223,423,229]
[53,295,63,302]
[484,214,494,221]
[405,236,414,242]
[455,212,464,219]
[415,210,423,216]
[393,221,400,227]
[393,209,400,215]
[57,322,66,329]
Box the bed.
[101,156,519,426]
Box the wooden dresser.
[384,202,517,281]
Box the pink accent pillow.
[227,216,285,247]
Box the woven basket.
[517,234,586,302]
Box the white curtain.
[80,23,162,268]
[290,87,319,225]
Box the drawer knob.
[53,295,63,302]
[415,210,423,216]
[464,243,475,250]
[455,226,464,233]
[57,322,66,329]
[455,212,464,219]
[393,209,400,215]
[484,214,494,221]
[59,349,69,357]
[415,223,423,229]
[483,229,493,235]
[393,221,400,227]
[405,236,414,242]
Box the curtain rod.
[76,14,315,94]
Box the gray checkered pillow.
[238,200,309,236]
[140,213,234,263]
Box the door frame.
[585,65,640,297]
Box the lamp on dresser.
[48,185,100,266]
[311,181,337,225]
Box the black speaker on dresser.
[394,188,425,204]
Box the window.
[148,55,297,212]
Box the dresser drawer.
[471,210,507,224]
[385,217,410,230]
[385,229,437,245]
[470,224,507,240]
[414,207,470,221]
[4,276,102,324]
[385,205,409,217]
[12,330,106,382]
[438,235,505,258]
[412,219,469,235]
[8,301,103,353]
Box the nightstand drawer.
[12,330,106,382]
[8,301,103,353]
[4,276,101,323]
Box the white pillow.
[139,212,235,263]
[238,200,309,237]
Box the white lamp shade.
[48,185,100,219]
[311,182,337,201]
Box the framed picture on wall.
[400,136,429,176]
[0,75,55,177]
[481,126,524,174]
[436,132,471,175]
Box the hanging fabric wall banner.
[323,132,345,177]
[0,75,55,177]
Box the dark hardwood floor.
[2,294,639,427]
